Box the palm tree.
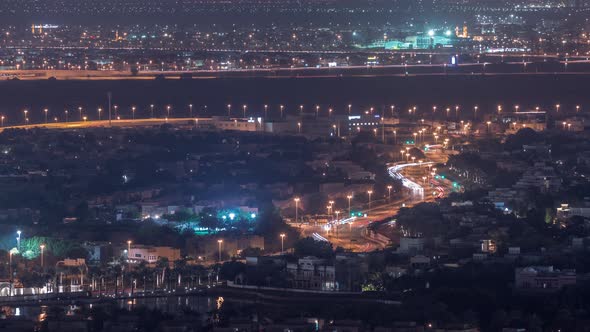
[173,258,190,289]
[106,263,123,297]
[87,265,104,295]
[134,261,151,293]
[156,257,169,290]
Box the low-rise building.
[399,237,425,253]
[287,256,336,291]
[127,245,181,265]
[515,266,576,291]
[556,203,590,220]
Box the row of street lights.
[1,102,584,127]
[294,188,384,225]
[214,234,288,262]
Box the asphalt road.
[298,149,453,252]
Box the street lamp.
[264,105,268,118]
[294,197,300,225]
[227,104,232,116]
[127,240,132,254]
[243,105,247,118]
[217,240,223,261]
[166,105,171,118]
[1,115,4,127]
[40,244,45,267]
[132,106,136,120]
[44,108,48,123]
[16,230,21,251]
[280,105,284,118]
[280,233,286,254]
[297,122,301,133]
[347,195,352,215]
[189,104,193,117]
[367,190,373,209]
[150,104,155,118]
[23,109,28,123]
[387,185,393,201]
[98,108,102,120]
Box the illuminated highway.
[388,162,435,197]
[297,150,453,253]
[0,118,208,132]
[2,60,590,81]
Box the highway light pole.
[347,195,352,215]
[40,244,45,268]
[294,197,300,226]
[280,233,285,254]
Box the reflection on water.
[118,295,218,314]
[1,295,221,321]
